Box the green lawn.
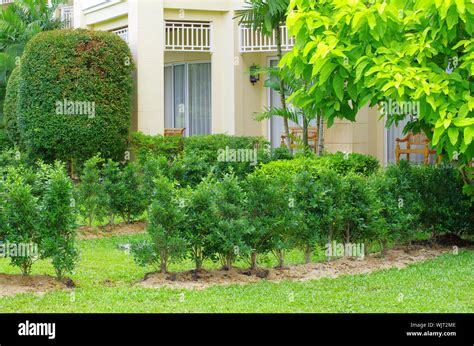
[0,233,472,313]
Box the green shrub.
[293,169,343,263]
[131,132,183,161]
[102,160,122,225]
[181,176,218,271]
[18,29,134,164]
[38,162,78,279]
[132,132,273,186]
[209,174,250,270]
[412,163,473,236]
[132,176,186,273]
[243,172,286,269]
[368,172,417,256]
[3,67,21,146]
[77,155,106,227]
[0,168,41,275]
[115,163,147,223]
[317,152,380,176]
[338,173,375,247]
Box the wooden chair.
[164,128,185,137]
[395,132,439,164]
[281,127,318,152]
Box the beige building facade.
[71,0,394,164]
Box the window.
[164,62,211,136]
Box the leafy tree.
[235,0,293,149]
[283,0,474,190]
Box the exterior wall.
[72,0,387,164]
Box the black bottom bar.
[0,314,472,345]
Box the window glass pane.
[174,64,186,129]
[188,63,211,136]
[164,66,174,128]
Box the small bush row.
[131,159,472,273]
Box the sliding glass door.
[164,62,211,136]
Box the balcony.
[239,24,294,53]
[165,21,212,52]
[112,27,128,43]
[60,5,74,29]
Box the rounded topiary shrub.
[17,29,134,164]
[3,67,21,145]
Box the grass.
[0,233,472,313]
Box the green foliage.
[3,67,20,145]
[77,155,105,227]
[114,163,147,224]
[181,176,218,270]
[133,133,273,186]
[37,162,78,279]
[0,161,77,278]
[338,173,375,247]
[209,174,251,270]
[17,29,134,164]
[317,152,380,176]
[412,163,473,236]
[257,152,379,179]
[293,169,343,262]
[368,172,417,255]
[132,176,186,273]
[0,167,41,275]
[284,0,474,165]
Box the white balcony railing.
[239,24,294,53]
[113,27,128,43]
[165,21,212,52]
[0,0,14,5]
[60,6,74,29]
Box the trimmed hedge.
[257,152,380,178]
[18,29,134,164]
[3,67,20,146]
[132,132,284,186]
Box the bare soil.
[138,245,456,290]
[0,274,67,297]
[77,221,145,240]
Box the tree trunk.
[275,23,291,151]
[303,117,309,153]
[304,246,312,264]
[160,260,167,274]
[277,249,285,269]
[317,115,325,156]
[250,251,258,270]
[345,223,350,243]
